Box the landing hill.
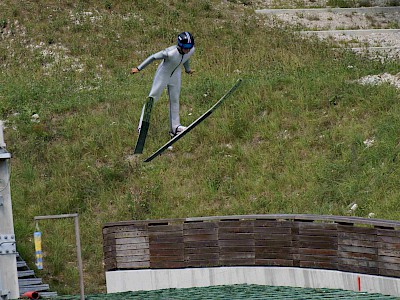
[0,0,399,295]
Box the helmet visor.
[179,42,193,49]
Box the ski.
[133,97,154,154]
[144,78,242,162]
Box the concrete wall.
[106,266,400,297]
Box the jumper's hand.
[131,67,140,74]
[186,70,195,75]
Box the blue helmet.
[177,32,194,49]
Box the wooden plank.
[150,244,185,255]
[297,248,337,256]
[220,246,255,252]
[295,254,337,262]
[103,236,149,246]
[338,258,377,268]
[297,229,338,237]
[334,251,376,260]
[149,231,184,238]
[150,255,184,263]
[338,232,376,242]
[295,240,337,249]
[113,231,148,238]
[219,258,255,265]
[255,259,293,266]
[337,225,376,234]
[255,247,293,255]
[185,247,219,254]
[219,227,254,234]
[149,248,184,256]
[255,228,291,236]
[378,256,400,265]
[219,239,255,247]
[114,237,149,245]
[183,228,218,235]
[254,220,293,228]
[379,268,400,277]
[184,221,217,229]
[114,255,150,263]
[220,252,255,259]
[184,253,219,261]
[103,257,117,270]
[378,248,400,257]
[219,233,254,240]
[148,224,183,232]
[294,235,337,243]
[338,238,376,248]
[376,228,400,237]
[338,245,377,255]
[150,261,185,268]
[114,248,150,257]
[104,215,400,230]
[218,220,254,228]
[299,261,337,269]
[297,222,337,231]
[378,242,400,251]
[183,234,218,242]
[376,235,400,243]
[117,261,150,269]
[254,233,292,240]
[149,243,184,250]
[186,260,219,267]
[103,242,149,253]
[185,240,219,248]
[103,224,148,235]
[338,264,378,274]
[377,262,400,271]
[149,236,184,244]
[255,252,293,260]
[255,240,292,248]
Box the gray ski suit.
[137,45,195,133]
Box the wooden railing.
[102,214,400,277]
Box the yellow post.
[34,223,43,270]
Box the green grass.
[1,0,400,296]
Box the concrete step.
[300,28,400,36]
[256,6,400,15]
[19,278,43,287]
[16,253,58,298]
[20,284,50,293]
[17,270,35,278]
[17,260,27,269]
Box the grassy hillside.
[1,0,400,295]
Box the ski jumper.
[137,45,195,132]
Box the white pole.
[0,121,6,148]
[0,120,19,299]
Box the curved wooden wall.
[102,215,400,277]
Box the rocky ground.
[254,0,400,89]
[253,0,399,8]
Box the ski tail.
[137,103,146,133]
[133,97,154,154]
